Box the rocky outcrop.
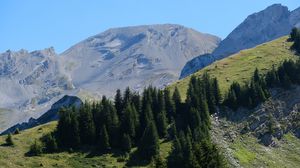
[0,48,74,132]
[238,86,300,146]
[180,4,300,78]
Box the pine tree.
[290,27,299,41]
[56,108,80,148]
[164,89,176,121]
[188,108,201,130]
[123,87,132,108]
[14,128,20,135]
[78,103,96,145]
[156,110,168,138]
[138,121,160,160]
[173,87,182,115]
[121,133,132,153]
[29,140,43,156]
[42,133,58,153]
[5,133,14,146]
[114,89,123,117]
[212,78,222,105]
[99,125,110,151]
[121,104,136,138]
[168,136,184,168]
[169,120,178,140]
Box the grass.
[230,133,300,168]
[0,121,172,168]
[169,36,298,100]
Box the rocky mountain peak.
[61,24,220,97]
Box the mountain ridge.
[180,4,300,78]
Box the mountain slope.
[0,48,73,132]
[181,4,300,78]
[171,36,298,100]
[61,24,220,97]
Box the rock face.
[0,48,73,131]
[180,4,300,78]
[1,95,82,135]
[61,24,220,97]
[236,86,300,146]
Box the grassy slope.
[170,36,298,99]
[230,134,300,168]
[0,122,172,168]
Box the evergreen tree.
[121,104,136,138]
[42,133,58,153]
[56,108,80,148]
[164,89,176,121]
[5,133,14,146]
[114,89,123,117]
[14,128,20,135]
[169,120,178,139]
[121,133,132,153]
[99,125,110,151]
[168,136,184,168]
[290,27,299,41]
[123,87,132,108]
[29,140,43,156]
[156,110,168,138]
[78,103,96,145]
[212,78,222,105]
[138,121,160,160]
[173,87,182,115]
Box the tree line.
[290,27,300,53]
[223,59,300,112]
[29,73,226,167]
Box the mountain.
[1,36,300,168]
[0,48,73,132]
[0,24,220,133]
[1,95,82,135]
[180,4,300,78]
[61,24,220,97]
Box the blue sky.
[1,0,300,53]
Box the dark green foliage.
[138,121,160,160]
[224,69,270,110]
[79,103,96,145]
[290,28,300,53]
[157,111,168,138]
[5,133,14,146]
[42,133,58,153]
[173,87,182,115]
[57,108,80,148]
[99,125,110,151]
[290,27,299,41]
[164,89,176,121]
[121,133,132,153]
[114,89,123,117]
[151,155,167,168]
[213,78,222,105]
[168,133,226,168]
[44,74,226,167]
[28,140,43,156]
[121,104,137,139]
[14,128,20,135]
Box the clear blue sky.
[1,0,300,53]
